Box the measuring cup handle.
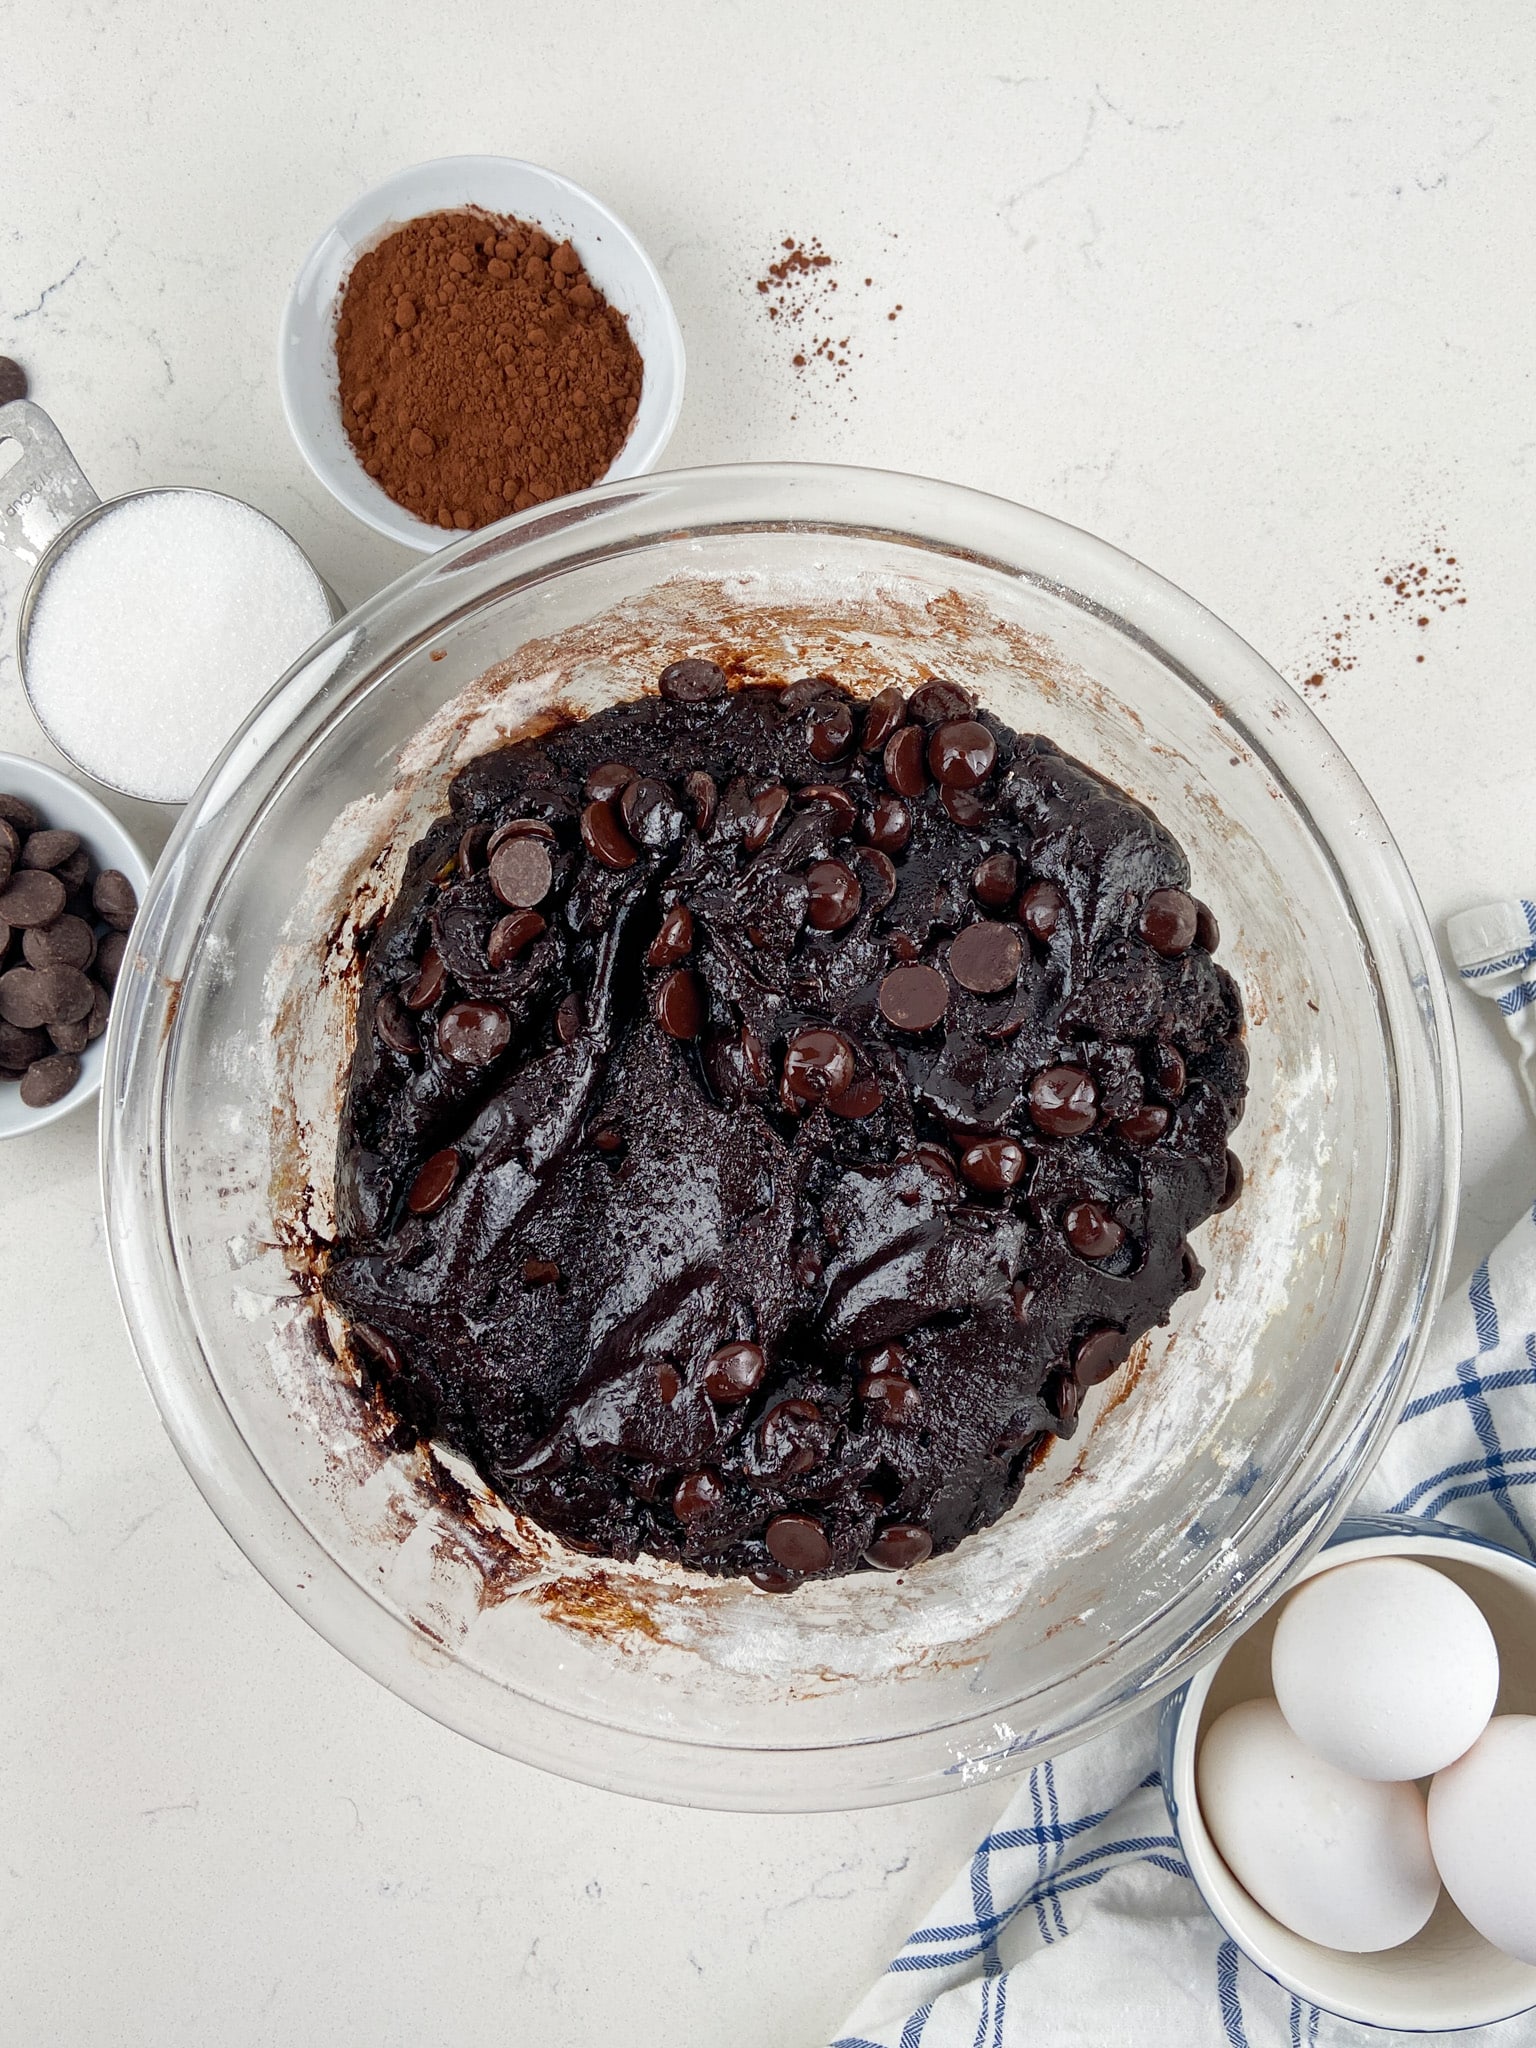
[0,399,101,570]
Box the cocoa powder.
[335,209,643,532]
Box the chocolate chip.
[908,678,974,725]
[959,1137,1027,1193]
[654,968,705,1039]
[1048,1371,1080,1428]
[1139,886,1197,957]
[523,1258,561,1286]
[21,828,80,871]
[850,845,897,911]
[0,869,66,929]
[1153,1042,1186,1098]
[1028,1065,1097,1136]
[780,675,836,713]
[765,1512,832,1573]
[1074,1326,1131,1386]
[92,869,138,931]
[862,794,912,854]
[1216,1148,1243,1211]
[864,1523,933,1570]
[84,982,110,1042]
[407,1147,459,1215]
[457,824,489,876]
[45,1015,85,1054]
[0,794,40,834]
[878,962,948,1032]
[0,1019,47,1069]
[584,761,637,802]
[580,797,639,870]
[940,784,988,827]
[0,968,51,1028]
[1180,1242,1205,1291]
[860,685,907,753]
[882,725,928,797]
[805,859,862,932]
[591,1123,624,1154]
[948,921,1022,995]
[826,1071,883,1118]
[1194,900,1220,953]
[972,852,1018,908]
[658,657,727,704]
[556,992,584,1043]
[741,784,789,852]
[22,914,94,971]
[704,1023,769,1105]
[807,701,855,762]
[928,719,996,789]
[797,784,858,834]
[682,770,718,832]
[621,775,685,849]
[95,930,128,989]
[673,1469,724,1521]
[437,1000,511,1065]
[1063,1200,1126,1258]
[748,1566,799,1594]
[0,357,28,405]
[19,1052,79,1108]
[489,835,552,908]
[403,946,447,1010]
[758,1399,823,1480]
[375,991,419,1056]
[487,816,557,854]
[858,1351,922,1424]
[1113,1103,1169,1145]
[703,1340,767,1403]
[487,909,545,966]
[1019,879,1066,943]
[57,850,92,896]
[647,905,694,968]
[782,1027,855,1105]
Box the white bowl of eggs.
[1161,1514,1536,2032]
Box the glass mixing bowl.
[102,464,1458,1810]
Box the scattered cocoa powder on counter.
[336,209,644,532]
[752,235,902,392]
[1299,535,1465,693]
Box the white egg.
[1197,1697,1440,1951]
[1270,1557,1499,1781]
[1428,1716,1536,1963]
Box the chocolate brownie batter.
[325,665,1246,1589]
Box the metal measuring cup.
[0,398,342,802]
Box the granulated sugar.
[25,491,333,802]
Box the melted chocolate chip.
[375,992,419,1056]
[882,725,928,797]
[1153,1043,1186,1099]
[807,701,855,761]
[782,1027,855,1105]
[972,852,1018,908]
[682,770,718,831]
[658,658,728,704]
[585,761,636,802]
[1194,900,1220,953]
[862,794,912,854]
[1140,887,1197,957]
[940,784,988,827]
[861,685,907,752]
[805,859,862,931]
[403,946,447,1010]
[797,784,858,834]
[960,1137,1027,1193]
[647,905,695,968]
[407,1148,460,1215]
[1019,880,1066,943]
[928,719,996,789]
[1217,1149,1244,1211]
[621,776,686,848]
[488,910,546,966]
[580,798,639,870]
[1063,1200,1125,1259]
[878,963,948,1032]
[702,1341,767,1403]
[673,1469,724,1521]
[1028,1065,1097,1136]
[1113,1103,1169,1145]
[438,1001,511,1065]
[742,784,790,852]
[654,969,705,1040]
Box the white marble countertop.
[3,7,1533,2042]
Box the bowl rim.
[0,750,151,1138]
[1160,1513,1536,2032]
[276,153,687,553]
[100,461,1461,1807]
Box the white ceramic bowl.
[0,753,150,1140]
[277,156,686,551]
[1162,1514,1536,2032]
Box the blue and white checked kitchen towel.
[835,900,1536,2048]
